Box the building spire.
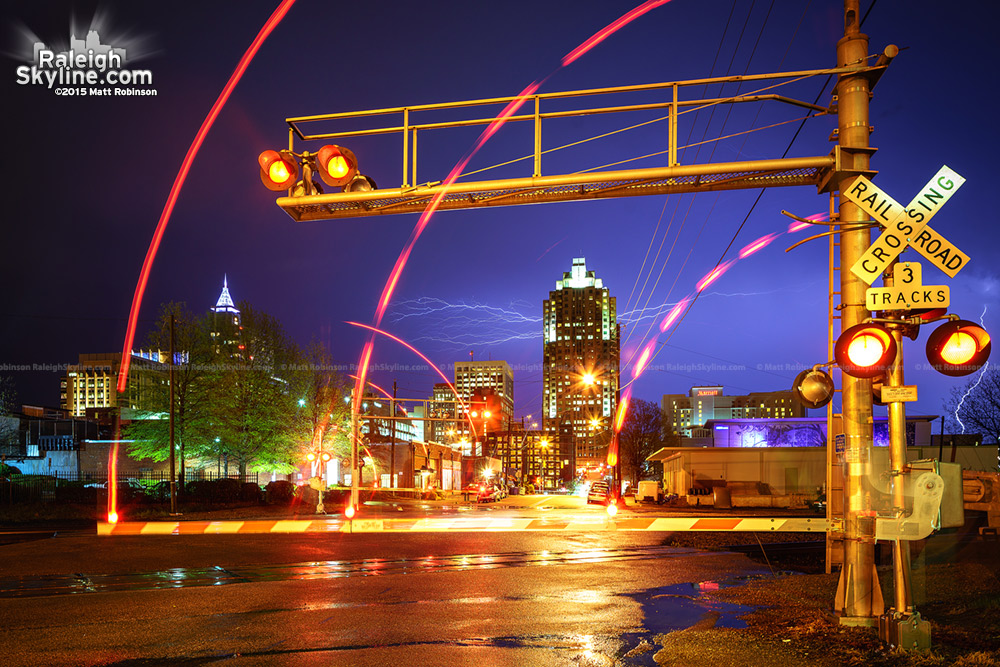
[212,275,239,314]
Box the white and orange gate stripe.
[98,516,831,536]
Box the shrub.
[55,480,97,504]
[265,480,295,504]
[323,488,349,506]
[525,484,536,495]
[212,478,241,503]
[239,482,263,503]
[185,480,215,502]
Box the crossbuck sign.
[845,166,968,285]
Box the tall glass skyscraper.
[542,258,620,468]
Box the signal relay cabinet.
[636,480,664,504]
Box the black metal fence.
[0,471,285,504]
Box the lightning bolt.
[953,304,989,434]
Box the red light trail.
[109,0,297,522]
[562,0,673,67]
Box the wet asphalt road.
[0,501,771,666]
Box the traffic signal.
[925,319,991,377]
[835,322,897,379]
[306,451,332,463]
[258,149,299,191]
[792,368,835,409]
[316,145,357,188]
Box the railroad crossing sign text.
[865,261,950,311]
[846,166,968,284]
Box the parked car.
[587,481,611,505]
[477,482,504,503]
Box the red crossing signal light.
[316,145,358,188]
[258,149,299,191]
[835,323,897,379]
[926,319,991,377]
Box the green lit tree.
[206,302,303,477]
[124,302,215,488]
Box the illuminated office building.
[542,257,620,468]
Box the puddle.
[615,576,769,666]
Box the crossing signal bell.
[926,319,991,376]
[792,368,835,409]
[835,322,897,379]
[258,150,299,191]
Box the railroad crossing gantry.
[259,0,954,642]
[268,66,887,222]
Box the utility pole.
[834,0,882,623]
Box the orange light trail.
[116,0,297,394]
[614,390,631,432]
[620,210,829,432]
[347,322,465,411]
[349,375,407,414]
[107,438,119,523]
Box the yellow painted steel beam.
[276,156,833,222]
[285,63,874,138]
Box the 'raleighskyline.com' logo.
[15,29,155,96]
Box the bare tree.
[617,398,664,484]
[945,368,1000,445]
